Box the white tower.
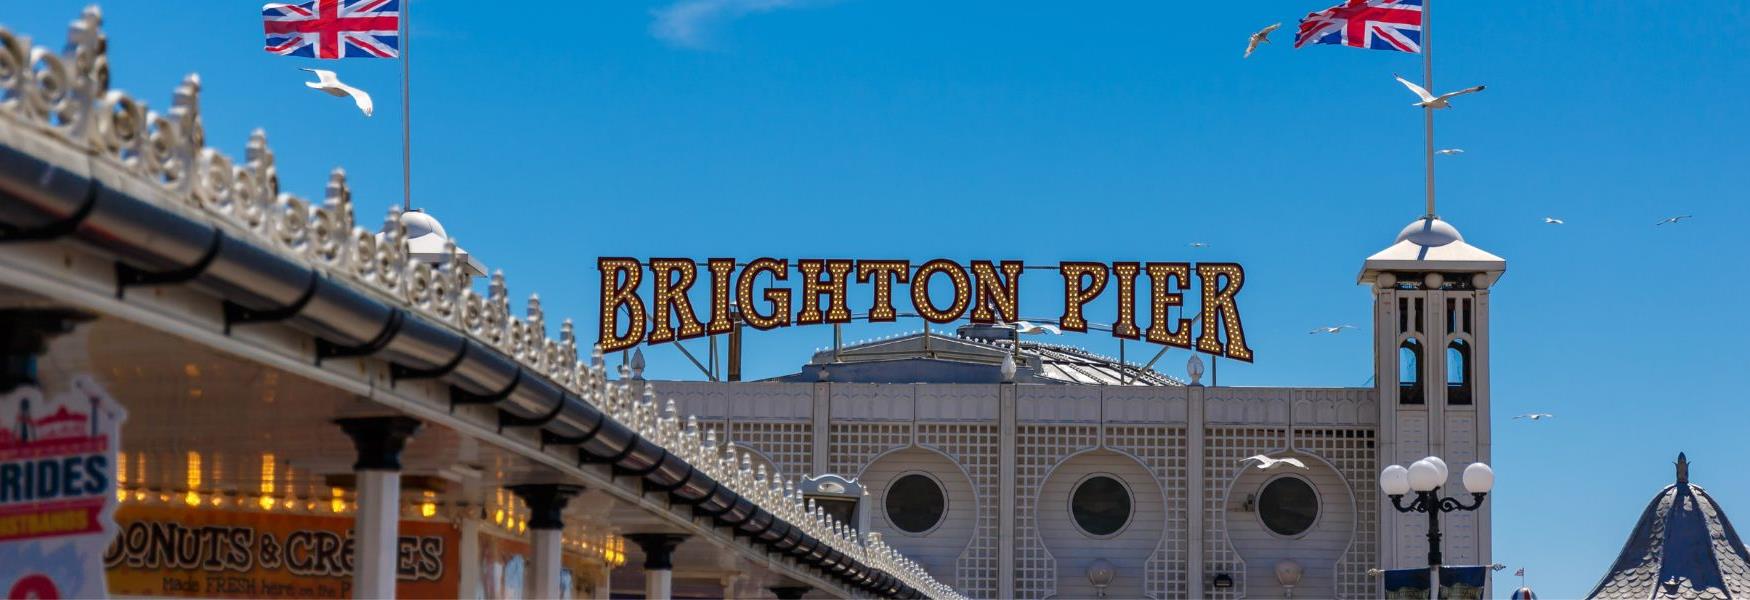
[1359,217,1505,578]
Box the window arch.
[1447,338,1472,405]
[1399,337,1424,405]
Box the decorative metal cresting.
[1379,456,1494,597]
[0,8,963,599]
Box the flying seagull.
[1436,148,1465,155]
[1009,320,1062,335]
[1656,215,1694,226]
[1242,455,1308,471]
[301,68,373,117]
[1513,413,1554,421]
[1393,74,1485,109]
[1543,217,1564,225]
[1189,242,1211,249]
[1309,324,1356,335]
[1244,23,1281,58]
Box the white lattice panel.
[917,424,1000,599]
[1106,425,1189,599]
[1296,427,1379,599]
[1014,424,1098,599]
[727,421,813,482]
[1204,427,1288,600]
[829,423,912,477]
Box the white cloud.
[650,0,824,49]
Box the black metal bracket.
[0,185,98,244]
[577,441,636,467]
[448,368,521,413]
[497,392,568,432]
[222,271,320,334]
[538,412,604,450]
[114,232,222,299]
[671,481,718,507]
[314,309,404,366]
[391,343,468,386]
[645,465,696,494]
[611,449,666,478]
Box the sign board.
[0,375,125,600]
[104,506,459,599]
[599,258,1254,360]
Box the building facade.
[657,216,1504,599]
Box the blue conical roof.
[1588,454,1750,600]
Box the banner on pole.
[0,375,126,599]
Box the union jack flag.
[263,0,400,59]
[1294,0,1423,53]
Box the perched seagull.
[1436,148,1465,155]
[1513,413,1554,421]
[1309,324,1356,335]
[1009,320,1062,335]
[1655,215,1694,226]
[1543,217,1565,225]
[1242,455,1308,471]
[1393,74,1485,109]
[1189,242,1211,249]
[301,68,373,117]
[1244,23,1281,58]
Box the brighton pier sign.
[598,259,1254,362]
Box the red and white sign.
[0,375,125,599]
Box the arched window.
[884,473,948,534]
[1399,338,1424,405]
[1447,339,1472,405]
[1069,475,1133,538]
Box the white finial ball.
[1187,354,1205,385]
[1424,272,1445,289]
[1000,352,1017,382]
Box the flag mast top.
[1421,0,1436,218]
[399,0,412,212]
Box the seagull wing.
[1281,458,1308,469]
[1394,75,1437,103]
[1436,85,1486,102]
[1245,37,1262,58]
[1241,454,1268,466]
[336,83,374,117]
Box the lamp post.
[1379,456,1493,600]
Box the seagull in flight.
[1436,148,1465,155]
[1189,242,1211,249]
[301,68,373,117]
[1544,217,1565,225]
[1656,215,1694,226]
[1513,413,1555,421]
[1242,454,1308,471]
[1394,74,1486,109]
[1244,23,1281,58]
[1009,320,1062,335]
[1309,324,1356,335]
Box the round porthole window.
[1070,475,1133,537]
[885,473,948,534]
[1258,476,1320,537]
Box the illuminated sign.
[598,258,1253,362]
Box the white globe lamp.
[1407,459,1442,492]
[1462,462,1495,494]
[1379,465,1411,496]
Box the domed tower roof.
[1587,453,1750,600]
[1357,216,1506,285]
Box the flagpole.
[399,0,412,212]
[1422,0,1436,218]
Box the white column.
[458,519,481,599]
[997,383,1017,599]
[354,469,401,599]
[592,563,613,600]
[1187,381,1206,599]
[335,416,422,600]
[530,528,564,599]
[645,570,672,600]
[812,382,830,475]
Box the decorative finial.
[1677,452,1689,484]
[629,348,646,379]
[1187,353,1205,385]
[1000,352,1016,382]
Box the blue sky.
[9,1,1749,595]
